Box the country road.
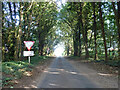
[36,57,118,88]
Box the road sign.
[24,41,35,51]
[23,51,34,63]
[23,51,34,56]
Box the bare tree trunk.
[2,2,4,61]
[93,2,98,60]
[78,22,82,57]
[99,3,108,62]
[38,33,41,56]
[84,24,89,58]
[109,37,112,56]
[18,2,23,60]
[118,2,120,60]
[84,5,89,59]
[79,2,84,57]
[13,2,19,60]
[73,32,78,56]
[76,3,82,57]
[67,40,70,56]
[38,32,44,56]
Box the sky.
[52,0,66,57]
[53,43,65,57]
[55,0,66,11]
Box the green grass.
[2,55,49,87]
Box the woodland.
[2,2,120,62]
[1,1,120,87]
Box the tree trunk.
[84,5,89,59]
[13,2,19,60]
[112,2,120,60]
[93,2,98,60]
[109,36,112,56]
[84,24,89,58]
[38,33,41,56]
[18,2,23,60]
[2,2,5,61]
[79,2,83,57]
[67,40,70,56]
[118,2,120,60]
[99,2,108,62]
[77,3,82,57]
[8,2,16,60]
[40,43,44,56]
[78,22,82,57]
[73,32,78,56]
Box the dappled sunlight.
[19,68,26,72]
[98,73,114,76]
[23,71,32,76]
[45,68,98,77]
[24,86,29,88]
[57,69,65,71]
[68,71,78,75]
[44,67,80,75]
[44,68,60,75]
[49,83,59,87]
[44,70,60,75]
[31,85,37,88]
[21,82,38,88]
[78,73,96,76]
[44,70,49,73]
[47,68,65,71]
[11,80,19,84]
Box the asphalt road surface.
[37,57,102,88]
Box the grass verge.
[2,55,49,87]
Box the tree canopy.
[2,1,120,62]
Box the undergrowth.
[2,56,48,87]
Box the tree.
[93,2,98,60]
[99,2,108,62]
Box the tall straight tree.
[118,2,120,60]
[18,2,23,60]
[93,2,98,60]
[76,3,82,57]
[99,2,108,62]
[8,2,16,60]
[13,2,19,60]
[83,3,89,58]
[79,2,84,56]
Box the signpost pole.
[28,56,30,63]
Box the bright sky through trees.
[53,0,66,57]
[55,0,66,11]
[54,43,65,57]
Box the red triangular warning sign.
[24,41,35,51]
